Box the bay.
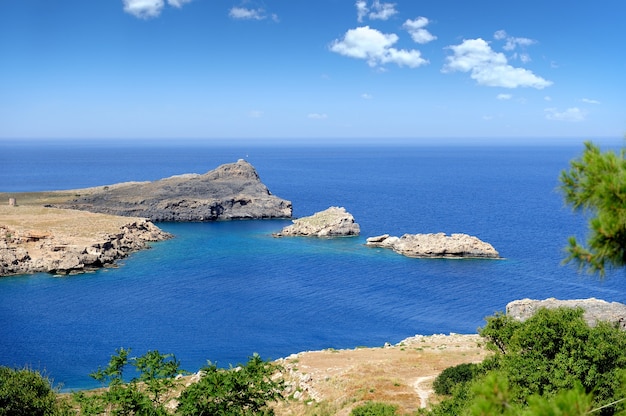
[0,139,624,390]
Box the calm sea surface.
[1,139,624,390]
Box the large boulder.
[365,232,500,259]
[506,298,626,328]
[273,207,360,237]
[57,160,292,222]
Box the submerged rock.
[273,206,360,237]
[58,160,292,222]
[506,298,626,328]
[365,232,500,259]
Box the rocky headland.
[0,160,291,276]
[0,207,170,276]
[273,206,360,237]
[55,159,292,222]
[365,232,500,259]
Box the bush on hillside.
[176,353,284,416]
[0,366,60,416]
[432,363,479,396]
[350,401,399,416]
[426,307,626,415]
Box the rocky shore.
[0,207,170,276]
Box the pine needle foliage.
[560,141,626,275]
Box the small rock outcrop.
[273,207,360,237]
[57,160,292,222]
[506,298,626,328]
[0,219,171,276]
[365,233,500,259]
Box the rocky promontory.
[273,207,360,237]
[56,160,292,222]
[365,233,500,259]
[0,213,170,276]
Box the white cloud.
[494,30,507,40]
[123,0,191,19]
[545,107,587,122]
[356,0,368,22]
[355,0,398,22]
[369,0,398,20]
[330,26,428,68]
[544,96,552,101]
[168,0,191,7]
[123,0,164,18]
[403,17,437,44]
[308,113,328,119]
[249,110,263,118]
[494,30,536,51]
[582,98,601,104]
[497,93,512,100]
[361,93,373,99]
[229,7,267,20]
[442,38,552,89]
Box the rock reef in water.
[365,233,500,259]
[58,160,292,222]
[0,219,171,276]
[506,298,626,328]
[273,207,360,237]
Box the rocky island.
[273,206,360,237]
[55,159,292,222]
[365,232,500,259]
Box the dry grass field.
[272,334,488,416]
[0,190,144,245]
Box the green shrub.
[0,366,59,416]
[176,353,284,416]
[350,401,399,416]
[426,307,626,415]
[432,363,478,396]
[73,347,185,416]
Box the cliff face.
[58,160,293,222]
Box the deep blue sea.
[1,138,624,391]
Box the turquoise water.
[1,140,624,390]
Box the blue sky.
[1,0,624,142]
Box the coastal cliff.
[56,160,292,222]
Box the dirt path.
[413,376,436,408]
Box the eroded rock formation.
[506,298,626,328]
[273,207,360,237]
[365,233,500,259]
[57,160,292,222]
